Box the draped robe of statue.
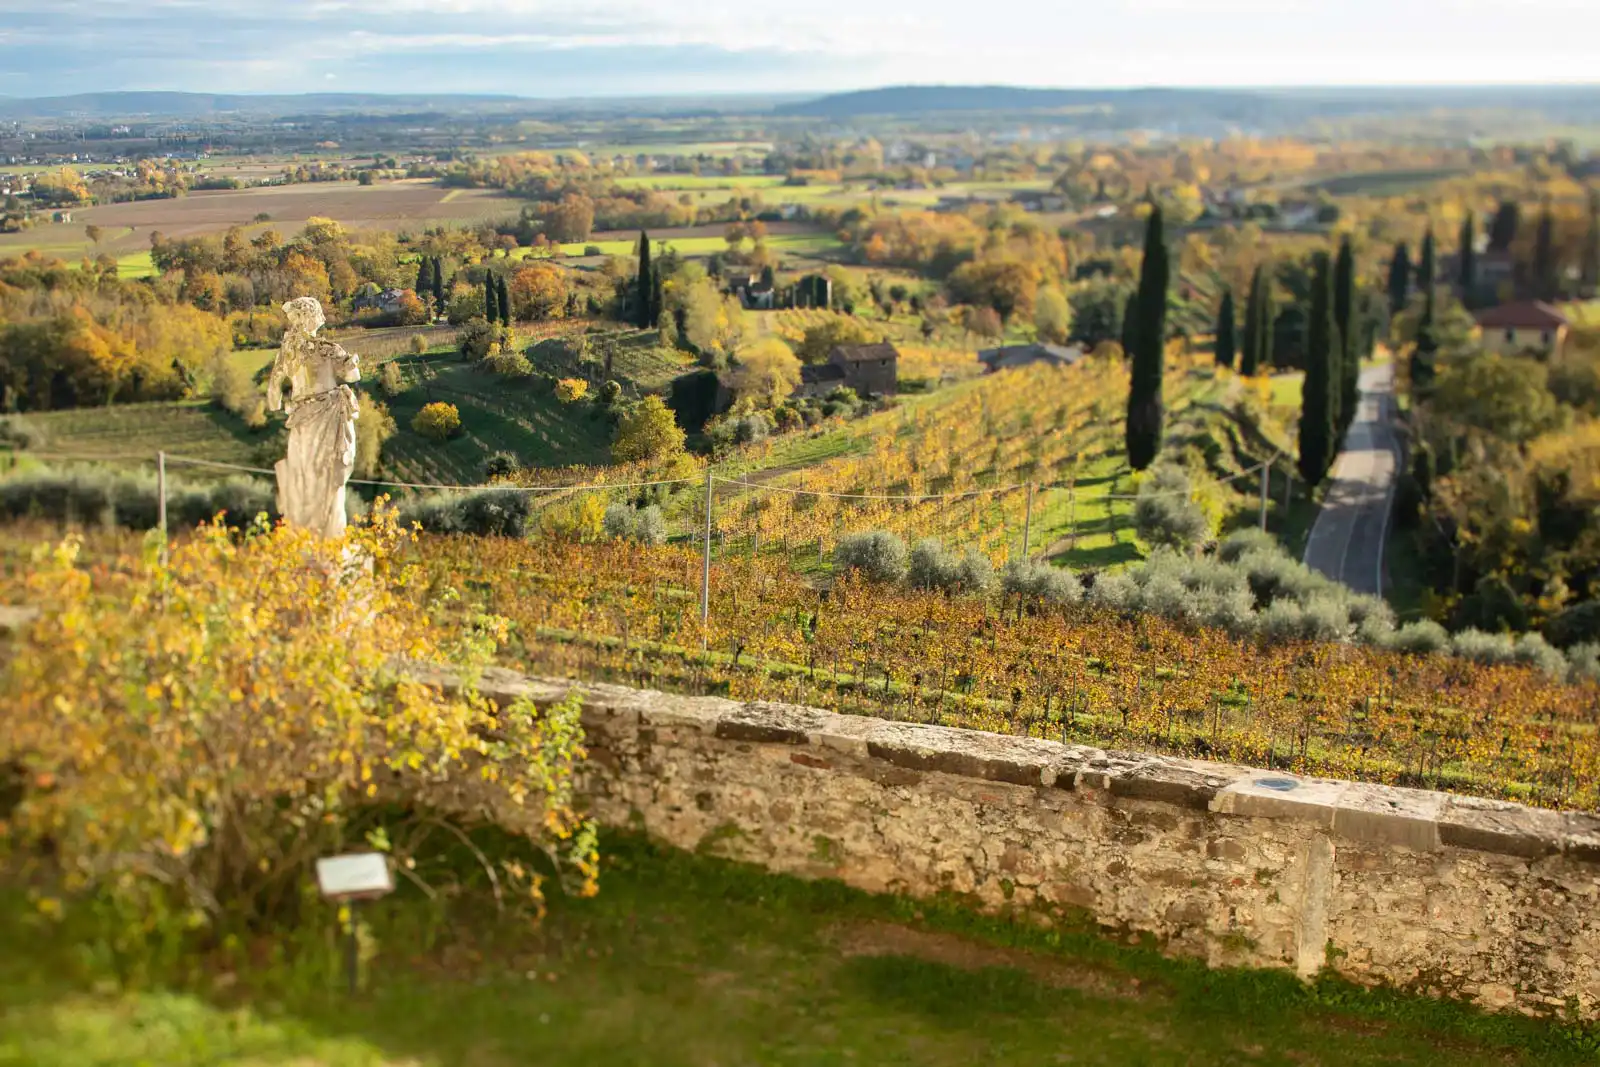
[267,298,360,539]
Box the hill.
[776,83,1600,130]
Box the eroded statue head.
[282,296,326,335]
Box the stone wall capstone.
[414,664,1600,1019]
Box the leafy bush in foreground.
[1,511,596,931]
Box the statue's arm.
[265,348,288,411]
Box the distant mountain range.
[2,85,1599,129]
[0,90,804,121]
[776,83,1600,129]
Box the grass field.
[17,397,273,469]
[377,353,616,485]
[609,173,788,191]
[1,834,1587,1067]
[557,231,842,257]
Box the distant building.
[797,343,899,398]
[1472,301,1571,358]
[977,343,1085,374]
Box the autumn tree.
[1298,251,1340,488]
[612,394,686,463]
[1033,286,1072,343]
[724,338,802,408]
[1214,287,1236,370]
[797,316,879,364]
[1125,203,1169,471]
[510,264,568,321]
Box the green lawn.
[1,835,1588,1067]
[379,353,614,485]
[610,174,788,191]
[19,396,273,468]
[554,232,842,257]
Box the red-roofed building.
[1472,301,1571,358]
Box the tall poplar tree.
[1240,263,1275,376]
[1125,204,1169,471]
[1334,236,1358,437]
[1584,190,1600,295]
[1214,287,1236,370]
[636,231,653,328]
[1458,213,1476,296]
[1410,287,1439,400]
[1298,252,1340,488]
[1387,242,1411,317]
[1120,291,1139,358]
[1533,203,1558,301]
[497,274,512,326]
[1417,227,1436,294]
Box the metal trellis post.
[157,450,168,564]
[1021,482,1034,559]
[700,466,714,632]
[1259,459,1270,532]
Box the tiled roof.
[1473,301,1570,330]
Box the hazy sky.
[1,0,1597,98]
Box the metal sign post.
[315,852,394,995]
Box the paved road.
[1301,363,1399,596]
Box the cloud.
[0,0,1595,95]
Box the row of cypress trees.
[1209,236,1365,488]
[413,256,449,316]
[1213,264,1274,377]
[482,272,511,327]
[1296,235,1362,487]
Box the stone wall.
[435,665,1600,1018]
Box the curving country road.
[1301,363,1400,596]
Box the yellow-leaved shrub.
[0,508,596,931]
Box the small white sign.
[315,852,393,900]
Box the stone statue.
[266,297,360,539]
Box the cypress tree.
[1214,287,1237,370]
[1239,268,1263,377]
[1120,290,1139,358]
[1458,213,1476,296]
[1298,252,1340,488]
[431,257,446,315]
[1533,203,1557,301]
[1387,243,1411,317]
[1410,288,1439,400]
[1417,227,1436,294]
[497,274,511,326]
[483,273,498,323]
[1254,263,1275,372]
[1125,204,1169,471]
[1334,236,1358,437]
[1488,200,1519,253]
[1584,190,1600,294]
[651,264,664,325]
[636,231,653,328]
[414,256,430,296]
